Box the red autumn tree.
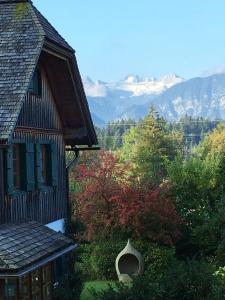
[72,150,181,245]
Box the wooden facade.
[0,1,97,299]
[0,67,68,225]
[3,263,53,300]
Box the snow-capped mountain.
[84,74,184,125]
[84,73,225,126]
[84,74,183,98]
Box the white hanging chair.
[115,239,144,283]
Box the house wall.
[0,68,68,225]
[0,279,3,300]
[0,148,5,223]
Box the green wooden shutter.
[20,144,27,191]
[26,143,35,191]
[51,143,58,186]
[7,145,14,195]
[36,143,43,189]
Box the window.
[13,144,21,190]
[7,143,35,194]
[4,279,17,300]
[29,68,42,96]
[7,142,57,195]
[36,143,58,189]
[18,265,53,300]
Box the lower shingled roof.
[0,221,75,273]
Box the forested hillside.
[96,114,220,151]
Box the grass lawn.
[80,281,115,300]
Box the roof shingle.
[0,221,74,272]
[0,1,44,139]
[33,6,74,52]
[0,1,97,145]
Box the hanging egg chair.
[115,239,144,283]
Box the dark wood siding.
[0,149,5,223]
[0,67,68,225]
[17,69,62,130]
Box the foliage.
[91,260,225,300]
[70,116,225,299]
[80,241,125,280]
[161,260,222,300]
[197,123,225,158]
[73,150,130,240]
[80,240,175,281]
[120,108,183,184]
[171,115,220,151]
[133,240,175,280]
[73,150,181,244]
[167,155,218,221]
[96,119,136,150]
[80,281,116,300]
[95,115,219,153]
[167,125,225,257]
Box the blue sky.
[33,0,225,82]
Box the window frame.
[4,279,17,300]
[35,141,58,191]
[6,141,35,195]
[6,140,58,195]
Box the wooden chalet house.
[0,0,97,299]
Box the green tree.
[96,119,136,150]
[120,108,182,184]
[167,125,225,257]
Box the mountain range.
[83,73,225,126]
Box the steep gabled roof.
[0,0,97,145]
[33,6,74,52]
[0,0,44,140]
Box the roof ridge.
[32,5,74,52]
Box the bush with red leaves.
[72,150,181,245]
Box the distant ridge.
[84,73,225,126]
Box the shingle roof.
[33,6,74,52]
[0,1,97,144]
[0,0,31,3]
[0,221,74,272]
[0,1,44,139]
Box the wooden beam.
[15,126,63,135]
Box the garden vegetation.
[70,110,225,299]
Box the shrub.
[161,260,220,300]
[91,260,225,300]
[80,241,126,280]
[133,240,175,280]
[80,240,175,281]
[74,150,181,244]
